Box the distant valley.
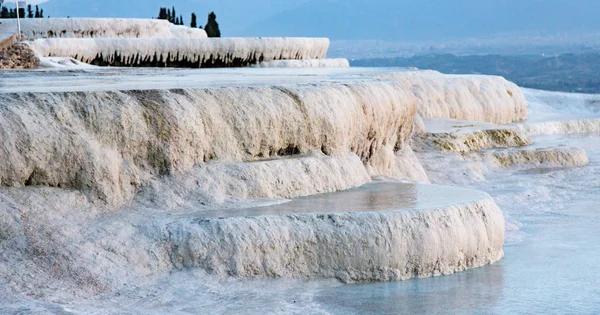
[352,53,600,94]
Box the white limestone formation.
[5,18,208,39]
[4,18,332,68]
[479,146,589,168]
[253,58,350,68]
[38,56,96,69]
[0,181,504,297]
[392,146,430,183]
[413,114,426,135]
[379,71,528,125]
[0,80,416,206]
[28,37,331,67]
[159,184,505,283]
[520,88,600,135]
[520,119,600,136]
[0,68,529,310]
[416,119,531,154]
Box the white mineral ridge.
[478,146,589,168]
[519,88,600,135]
[0,79,416,206]
[0,181,505,295]
[253,58,350,68]
[28,37,331,66]
[0,68,534,207]
[417,119,532,154]
[4,18,208,39]
[148,153,373,207]
[162,185,505,283]
[392,145,430,183]
[521,119,600,136]
[379,71,528,125]
[523,88,600,122]
[0,68,522,306]
[416,139,589,187]
[38,57,97,69]
[413,114,426,135]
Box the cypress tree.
[18,7,25,18]
[39,9,44,18]
[167,8,172,22]
[27,4,33,18]
[0,7,8,19]
[35,5,40,18]
[158,7,167,20]
[190,13,197,28]
[171,7,176,23]
[204,12,221,38]
[179,15,183,26]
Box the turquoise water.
[313,134,600,314]
[36,133,597,315]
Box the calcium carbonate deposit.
[1,63,599,314]
[3,18,209,39]
[253,58,350,68]
[379,71,528,124]
[1,18,332,68]
[0,79,416,206]
[29,37,331,67]
[415,120,531,154]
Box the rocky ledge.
[0,42,40,69]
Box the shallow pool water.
[310,133,600,314]
[1,73,599,314]
[184,182,488,219]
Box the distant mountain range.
[352,53,600,94]
[31,0,600,41]
[241,0,600,41]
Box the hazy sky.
[32,0,308,34]
[17,0,600,41]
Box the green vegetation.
[190,13,197,28]
[0,4,44,19]
[157,7,183,25]
[156,7,220,36]
[204,12,220,38]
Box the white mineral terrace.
[29,37,331,67]
[1,18,330,67]
[0,66,512,296]
[6,18,209,39]
[164,182,505,282]
[0,67,400,93]
[0,67,527,124]
[2,64,599,313]
[253,58,350,68]
[184,182,493,218]
[517,88,600,136]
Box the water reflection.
[316,263,504,315]
[514,166,570,175]
[185,182,485,219]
